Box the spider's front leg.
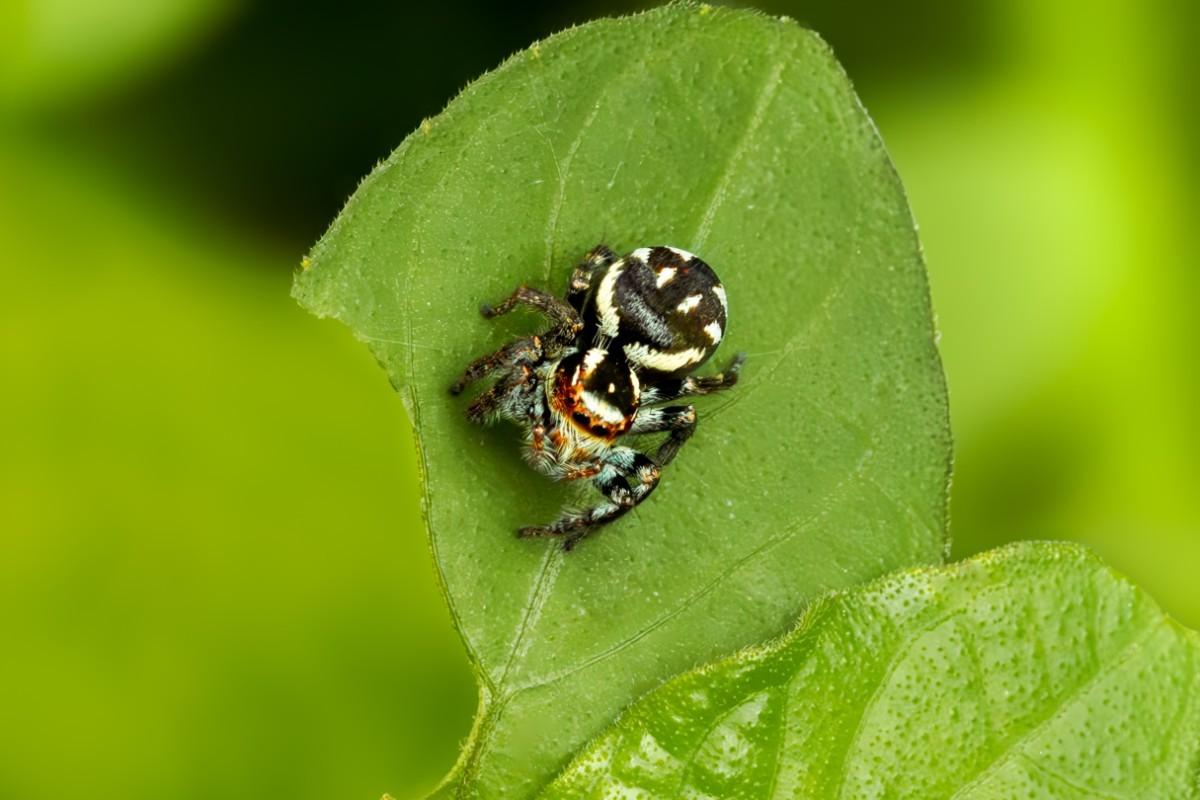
[480,285,582,346]
[519,448,660,551]
[566,244,617,311]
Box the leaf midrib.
[690,55,789,252]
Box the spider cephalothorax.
[450,244,744,550]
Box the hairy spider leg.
[449,282,587,397]
[566,243,617,312]
[628,405,697,466]
[519,448,660,550]
[481,285,582,339]
[629,352,745,466]
[465,365,537,423]
[653,415,696,467]
[448,335,544,396]
[637,352,746,404]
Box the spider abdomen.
[590,245,728,378]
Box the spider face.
[449,244,744,550]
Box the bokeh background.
[3,0,1197,798]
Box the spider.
[449,244,744,550]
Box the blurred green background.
[3,0,1196,798]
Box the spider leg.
[464,365,534,423]
[519,449,660,551]
[566,244,617,311]
[448,335,541,396]
[652,413,696,467]
[639,352,746,404]
[480,286,582,344]
[630,404,696,435]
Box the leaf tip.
[298,254,313,272]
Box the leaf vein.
[706,275,846,422]
[948,622,1164,799]
[765,678,796,799]
[832,609,969,799]
[496,546,566,688]
[541,98,605,284]
[1015,752,1126,800]
[691,56,788,251]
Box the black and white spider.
[449,244,744,550]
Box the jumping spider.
[450,244,744,550]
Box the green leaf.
[542,542,1200,799]
[293,4,950,796]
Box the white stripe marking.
[581,391,627,424]
[583,347,607,374]
[625,343,705,373]
[655,267,677,288]
[712,284,728,315]
[676,294,702,313]
[704,321,723,343]
[597,264,623,337]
